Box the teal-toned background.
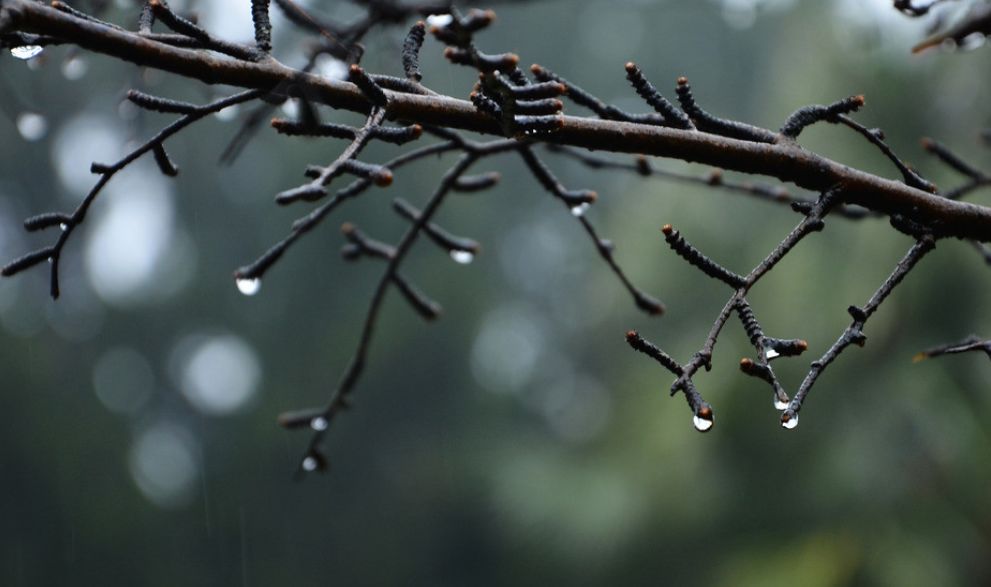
[1,1,990,584]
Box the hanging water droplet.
[59,223,68,231]
[958,32,987,51]
[280,99,300,119]
[781,412,799,429]
[310,417,328,431]
[11,45,44,60]
[214,103,240,122]
[692,414,713,432]
[302,456,318,472]
[426,14,454,27]
[236,277,261,296]
[450,250,474,265]
[570,202,591,217]
[61,56,88,80]
[765,348,780,360]
[16,112,47,141]
[773,397,789,411]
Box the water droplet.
[958,32,987,51]
[302,456,318,472]
[16,112,47,141]
[214,103,240,122]
[310,417,328,431]
[426,14,454,27]
[765,348,780,360]
[450,250,474,265]
[781,412,799,430]
[47,257,53,264]
[61,56,88,80]
[10,45,43,60]
[59,223,68,231]
[773,397,789,411]
[236,277,261,296]
[692,414,713,432]
[570,202,591,217]
[280,99,300,119]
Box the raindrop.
[450,250,475,265]
[61,56,88,80]
[426,14,454,27]
[765,348,780,360]
[59,223,68,231]
[302,456,318,472]
[16,112,47,141]
[214,103,240,122]
[570,202,591,217]
[10,45,43,60]
[692,414,713,432]
[773,397,789,411]
[236,277,261,296]
[781,412,799,429]
[310,417,328,431]
[958,33,986,52]
[280,99,300,119]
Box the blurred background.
[1,0,990,584]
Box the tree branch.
[4,0,990,241]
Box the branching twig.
[782,236,937,427]
[1,0,989,471]
[2,88,265,298]
[914,335,991,362]
[3,0,989,239]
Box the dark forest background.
[1,0,990,584]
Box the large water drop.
[773,397,789,411]
[692,414,714,432]
[570,202,591,217]
[10,46,43,60]
[426,14,454,27]
[214,103,240,122]
[302,456,318,472]
[310,417,328,431]
[781,413,799,430]
[450,250,475,265]
[236,277,261,296]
